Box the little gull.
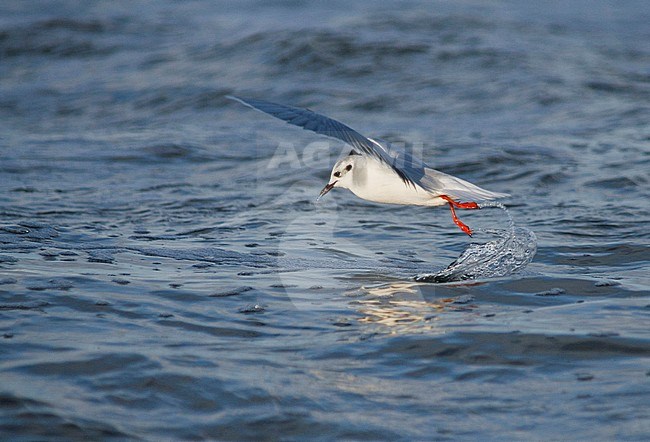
[229,96,509,236]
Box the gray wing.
[378,138,509,201]
[228,96,415,186]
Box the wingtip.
[226,96,271,114]
[226,95,247,106]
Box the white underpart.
[346,138,509,206]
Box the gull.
[228,96,509,236]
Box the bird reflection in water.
[351,282,478,334]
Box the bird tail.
[424,168,509,202]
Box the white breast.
[348,159,444,206]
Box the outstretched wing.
[228,96,415,186]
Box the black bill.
[318,181,337,199]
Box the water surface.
[1,1,649,440]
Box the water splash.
[415,202,537,283]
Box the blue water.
[1,1,649,440]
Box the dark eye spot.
[334,171,341,177]
[345,164,352,171]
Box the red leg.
[439,195,479,210]
[439,195,479,236]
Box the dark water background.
[1,1,649,440]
